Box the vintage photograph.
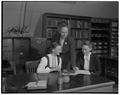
[2,1,118,93]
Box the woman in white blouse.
[37,42,62,73]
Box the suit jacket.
[51,33,76,70]
[76,52,101,75]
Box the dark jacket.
[51,33,76,70]
[76,52,101,75]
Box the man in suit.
[51,21,78,72]
[76,41,101,75]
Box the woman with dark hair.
[51,21,78,72]
[37,42,62,73]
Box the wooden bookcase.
[42,13,118,57]
[42,13,91,51]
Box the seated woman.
[76,41,101,75]
[37,42,62,73]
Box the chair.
[25,60,40,73]
[2,60,16,76]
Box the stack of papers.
[26,80,47,90]
[75,70,91,75]
[62,72,77,76]
[62,70,91,76]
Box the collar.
[84,52,91,58]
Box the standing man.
[51,21,78,72]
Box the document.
[26,80,47,90]
[75,70,91,75]
[62,72,77,76]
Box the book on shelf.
[91,18,109,23]
[82,30,89,38]
[112,22,118,27]
[71,20,83,28]
[112,28,118,31]
[47,18,57,27]
[71,30,82,39]
[76,40,82,48]
[46,29,57,38]
[84,21,89,29]
[77,20,83,28]
[71,20,77,28]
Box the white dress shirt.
[37,54,62,73]
[84,52,91,71]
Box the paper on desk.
[62,72,77,76]
[75,70,91,75]
[26,80,47,89]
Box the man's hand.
[73,66,79,71]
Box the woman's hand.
[50,66,61,72]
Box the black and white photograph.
[2,1,118,93]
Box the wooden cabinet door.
[13,39,30,63]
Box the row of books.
[93,50,108,54]
[91,18,109,23]
[93,42,108,45]
[111,42,118,46]
[112,22,118,27]
[91,34,108,38]
[91,26,109,30]
[47,18,89,28]
[111,32,118,35]
[71,20,89,28]
[71,30,89,39]
[111,39,118,42]
[91,37,109,41]
[94,46,108,50]
[46,29,57,38]
[76,40,83,48]
[91,30,109,35]
[111,47,118,57]
[111,34,118,38]
[112,28,118,31]
[47,18,69,27]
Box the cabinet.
[90,18,110,56]
[3,37,31,73]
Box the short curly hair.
[57,20,69,30]
[48,42,61,53]
[82,40,94,50]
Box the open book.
[26,80,47,90]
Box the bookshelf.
[110,19,118,58]
[42,13,118,57]
[42,13,91,50]
[90,18,110,56]
[70,18,90,49]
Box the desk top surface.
[5,72,114,93]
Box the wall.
[3,1,118,37]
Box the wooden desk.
[4,72,115,93]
